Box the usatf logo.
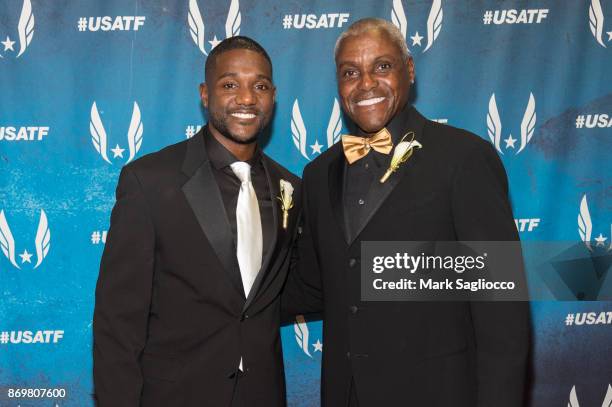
[77,16,146,32]
[589,0,612,47]
[486,93,536,155]
[0,330,64,345]
[281,13,350,30]
[565,312,612,326]
[575,113,612,129]
[293,315,322,358]
[89,101,144,165]
[188,0,241,55]
[391,0,443,53]
[185,124,203,139]
[514,218,540,233]
[0,210,50,270]
[0,126,49,141]
[291,98,343,160]
[90,230,107,245]
[568,384,612,406]
[482,9,549,25]
[578,194,611,252]
[0,0,34,59]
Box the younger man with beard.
[94,36,300,407]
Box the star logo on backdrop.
[595,233,608,247]
[486,93,536,155]
[208,35,221,49]
[310,140,323,155]
[89,101,144,165]
[111,144,125,158]
[608,31,612,41]
[410,31,423,46]
[0,209,50,270]
[312,339,323,352]
[391,0,443,53]
[504,134,517,149]
[19,249,33,264]
[1,36,15,52]
[187,0,241,56]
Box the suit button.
[349,305,358,314]
[349,258,357,267]
[346,351,351,359]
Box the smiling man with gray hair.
[283,17,530,407]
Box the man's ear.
[199,83,209,108]
[407,56,415,83]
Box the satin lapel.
[347,109,427,245]
[243,155,280,310]
[328,146,350,244]
[181,131,245,299]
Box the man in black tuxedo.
[93,36,300,407]
[283,18,529,407]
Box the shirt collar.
[204,125,262,170]
[385,103,417,145]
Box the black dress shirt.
[204,127,273,272]
[343,105,417,241]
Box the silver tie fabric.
[230,161,263,298]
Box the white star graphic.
[410,32,423,47]
[310,140,323,155]
[209,35,222,49]
[1,36,15,52]
[19,249,33,264]
[111,144,125,158]
[594,233,608,247]
[607,31,612,41]
[504,134,517,149]
[313,339,323,352]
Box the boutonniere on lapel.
[380,132,423,183]
[277,179,294,229]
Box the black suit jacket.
[283,108,530,407]
[93,129,301,407]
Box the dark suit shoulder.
[303,142,343,180]
[119,137,190,191]
[263,154,301,186]
[425,120,500,165]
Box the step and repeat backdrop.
[1,0,611,406]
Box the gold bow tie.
[341,128,394,164]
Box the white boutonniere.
[380,132,422,183]
[277,179,294,229]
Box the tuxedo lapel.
[328,145,350,244]
[347,107,427,245]
[243,155,280,310]
[181,130,245,299]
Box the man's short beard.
[209,113,262,145]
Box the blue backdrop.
[1,0,611,406]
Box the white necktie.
[230,161,263,298]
